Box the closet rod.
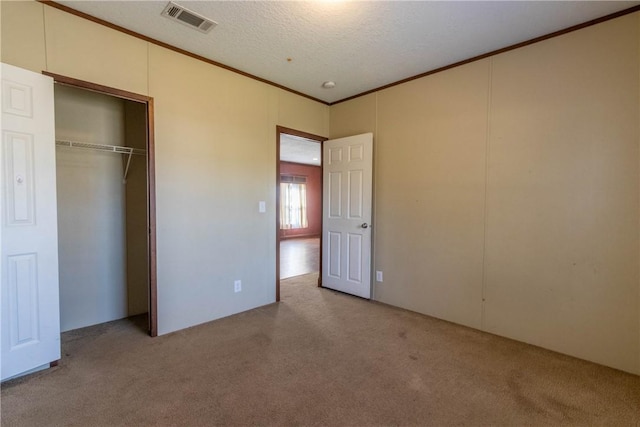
[55,139,146,183]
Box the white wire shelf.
[55,139,146,183]
[55,139,146,156]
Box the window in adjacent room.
[280,175,308,229]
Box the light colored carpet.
[1,274,639,426]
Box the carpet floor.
[1,274,639,426]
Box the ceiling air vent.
[161,2,217,34]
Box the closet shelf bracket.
[55,139,146,184]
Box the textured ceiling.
[57,1,639,104]
[280,134,321,166]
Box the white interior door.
[1,63,60,381]
[322,133,373,299]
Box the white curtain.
[280,182,308,229]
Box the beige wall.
[1,1,329,335]
[0,0,46,73]
[45,6,148,95]
[330,14,640,374]
[485,16,639,375]
[376,60,490,329]
[329,93,377,140]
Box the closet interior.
[54,84,150,333]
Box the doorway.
[276,126,327,301]
[44,72,157,337]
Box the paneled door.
[322,133,373,299]
[1,63,60,380]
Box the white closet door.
[1,63,60,380]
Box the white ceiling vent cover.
[161,2,217,34]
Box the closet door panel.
[1,63,60,381]
[3,132,35,225]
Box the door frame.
[275,126,327,301]
[42,72,158,337]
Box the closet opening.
[275,126,326,301]
[44,72,157,337]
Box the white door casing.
[322,133,373,299]
[1,63,60,381]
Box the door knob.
[361,223,369,229]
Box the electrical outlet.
[234,280,242,293]
[376,271,383,282]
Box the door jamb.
[276,126,327,301]
[42,72,158,337]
